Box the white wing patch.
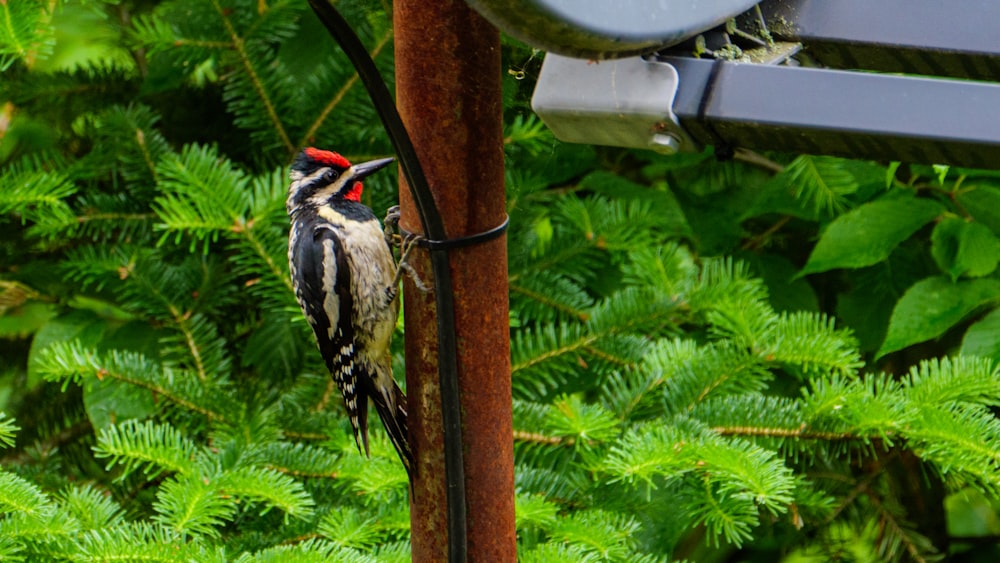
[322,237,340,340]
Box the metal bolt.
[649,132,681,154]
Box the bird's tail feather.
[371,379,413,479]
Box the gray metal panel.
[758,0,1000,80]
[662,56,1000,168]
[465,0,760,59]
[531,54,697,153]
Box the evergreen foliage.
[2,0,1000,560]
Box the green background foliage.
[2,0,1000,561]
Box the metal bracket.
[531,54,698,155]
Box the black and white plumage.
[286,147,412,476]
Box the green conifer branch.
[712,425,861,441]
[153,474,237,539]
[298,29,392,150]
[134,127,160,182]
[239,224,296,295]
[37,342,224,421]
[0,413,18,449]
[0,2,30,68]
[0,0,53,70]
[94,420,200,480]
[511,328,599,375]
[318,508,383,551]
[172,310,211,382]
[219,466,316,519]
[866,490,937,562]
[209,0,294,153]
[510,282,590,321]
[0,471,53,517]
[513,429,574,446]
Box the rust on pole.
[394,0,515,561]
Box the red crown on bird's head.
[303,147,352,169]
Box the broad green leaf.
[960,308,1000,363]
[877,277,1000,358]
[740,252,819,313]
[0,302,55,338]
[800,197,943,276]
[885,162,901,189]
[957,182,1000,234]
[83,321,161,432]
[837,290,893,354]
[932,164,950,185]
[931,218,1000,280]
[84,378,156,434]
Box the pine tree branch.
[210,0,293,153]
[296,28,392,151]
[512,304,665,375]
[823,451,899,524]
[712,425,867,441]
[0,3,29,66]
[171,307,208,382]
[79,211,156,223]
[283,431,329,441]
[312,377,337,412]
[911,422,1000,468]
[0,0,56,70]
[512,332,598,374]
[134,128,159,181]
[0,102,12,140]
[280,532,323,547]
[237,222,296,295]
[510,283,590,321]
[513,429,574,446]
[267,464,339,479]
[105,364,222,421]
[741,215,791,251]
[583,345,633,367]
[510,240,594,284]
[172,38,233,50]
[733,148,784,174]
[114,3,149,76]
[123,263,214,383]
[0,419,93,465]
[867,489,933,563]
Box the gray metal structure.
[495,0,1000,168]
[465,0,760,59]
[754,0,1000,81]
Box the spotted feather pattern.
[288,194,412,478]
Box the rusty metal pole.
[394,1,515,561]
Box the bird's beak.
[352,157,395,180]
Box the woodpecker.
[287,147,412,477]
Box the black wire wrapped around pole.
[306,1,468,561]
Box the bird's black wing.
[291,220,370,455]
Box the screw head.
[649,132,681,154]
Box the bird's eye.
[323,169,340,183]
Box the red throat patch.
[345,182,363,202]
[304,147,351,169]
